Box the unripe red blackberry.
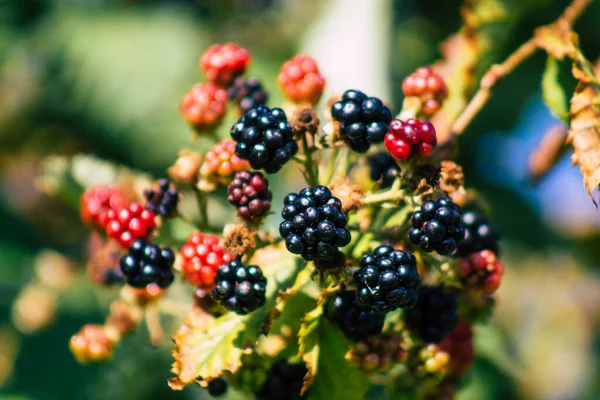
[331,89,393,153]
[227,76,269,114]
[180,82,228,131]
[439,321,474,376]
[277,55,326,105]
[385,118,437,160]
[80,185,127,229]
[347,333,407,372]
[457,210,501,256]
[70,324,118,363]
[408,198,465,256]
[402,67,448,115]
[119,240,175,289]
[405,285,458,343]
[200,42,251,87]
[326,290,385,341]
[255,359,308,400]
[211,260,267,315]
[198,139,250,190]
[354,245,421,314]
[457,250,503,295]
[104,202,156,249]
[144,179,179,218]
[180,232,233,289]
[227,171,272,220]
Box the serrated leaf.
[298,304,323,393]
[542,56,569,120]
[171,245,305,388]
[306,322,370,400]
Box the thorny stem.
[451,0,592,136]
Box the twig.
[300,133,320,187]
[145,306,163,346]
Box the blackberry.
[354,245,421,313]
[367,152,401,189]
[211,260,267,315]
[405,286,458,343]
[207,378,228,397]
[227,76,269,114]
[119,240,175,289]
[326,290,385,341]
[230,105,298,173]
[144,179,179,218]
[408,198,465,256]
[456,210,501,256]
[279,186,351,261]
[255,360,307,400]
[331,89,392,153]
[227,171,272,220]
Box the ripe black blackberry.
[255,360,307,400]
[211,260,267,315]
[144,178,179,218]
[354,245,421,313]
[404,285,458,343]
[408,198,465,256]
[326,290,385,341]
[331,89,393,153]
[119,240,175,288]
[456,210,501,257]
[227,76,269,114]
[230,105,298,173]
[227,171,272,220]
[207,378,228,397]
[367,152,401,189]
[279,186,351,261]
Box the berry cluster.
[439,321,474,376]
[144,179,179,218]
[119,240,175,289]
[354,245,421,313]
[231,105,297,173]
[104,202,156,248]
[180,232,233,289]
[227,171,272,220]
[402,67,448,115]
[326,290,385,341]
[80,185,127,228]
[367,152,401,189]
[384,118,437,160]
[180,82,228,131]
[200,43,251,87]
[331,89,392,153]
[457,250,504,295]
[405,286,458,343]
[212,260,267,315]
[457,210,501,256]
[408,344,450,379]
[347,333,407,372]
[255,360,307,400]
[198,139,250,190]
[408,198,465,256]
[69,324,116,363]
[279,186,351,261]
[227,76,269,114]
[277,55,326,105]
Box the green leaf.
[298,303,323,392]
[306,322,370,400]
[171,245,305,389]
[542,56,569,121]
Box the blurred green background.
[2,0,600,399]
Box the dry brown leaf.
[534,26,577,60]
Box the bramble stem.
[363,189,406,205]
[300,133,320,187]
[195,189,209,230]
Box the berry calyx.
[119,240,175,289]
[408,198,465,256]
[326,290,385,341]
[456,210,501,256]
[200,43,251,87]
[367,152,401,189]
[227,76,269,115]
[402,67,448,115]
[405,285,459,343]
[279,186,351,262]
[385,118,437,160]
[227,171,272,220]
[211,260,267,315]
[331,89,393,153]
[104,202,156,249]
[143,178,179,218]
[230,105,297,173]
[181,82,228,132]
[198,139,251,191]
[354,245,421,313]
[80,185,128,229]
[180,232,233,289]
[456,250,504,295]
[277,55,326,105]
